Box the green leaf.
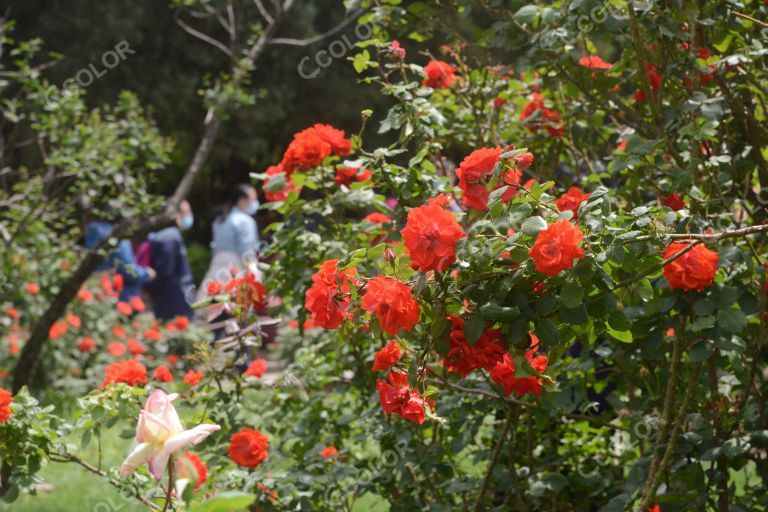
[521,216,548,236]
[351,492,391,512]
[717,308,746,333]
[190,492,256,512]
[514,5,540,24]
[535,318,559,346]
[559,280,583,309]
[464,311,485,345]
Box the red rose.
[262,164,299,202]
[372,340,402,371]
[661,193,686,211]
[130,296,146,313]
[529,220,585,276]
[335,166,372,186]
[662,242,719,291]
[127,338,145,356]
[144,328,162,342]
[310,123,351,157]
[154,365,173,382]
[320,445,339,459]
[578,55,612,70]
[490,337,548,397]
[245,358,267,378]
[112,326,126,339]
[520,93,564,137]
[376,371,427,424]
[633,63,662,102]
[184,369,203,386]
[117,301,133,316]
[555,187,591,219]
[422,60,456,88]
[77,337,96,353]
[401,204,465,272]
[227,428,269,467]
[364,212,391,224]
[77,289,94,302]
[305,260,358,329]
[108,341,127,357]
[389,40,405,59]
[49,320,68,341]
[0,388,12,424]
[456,147,523,210]
[66,313,81,328]
[102,359,148,388]
[361,275,420,335]
[442,317,506,377]
[183,451,207,491]
[281,130,331,171]
[25,283,40,294]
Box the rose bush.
[2,1,768,511]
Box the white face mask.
[246,201,258,215]
[180,215,194,230]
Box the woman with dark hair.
[197,184,261,299]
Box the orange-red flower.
[320,445,339,459]
[310,123,351,157]
[49,320,68,341]
[227,428,269,467]
[372,341,402,371]
[172,315,191,331]
[555,187,591,219]
[184,369,203,386]
[245,358,267,378]
[520,93,564,137]
[661,193,686,211]
[127,338,146,356]
[103,359,148,388]
[442,317,506,377]
[633,63,662,102]
[117,301,133,316]
[183,451,207,491]
[280,124,350,172]
[376,371,427,424]
[66,313,81,329]
[401,204,465,272]
[0,388,12,424]
[423,60,456,88]
[455,147,522,210]
[144,327,162,342]
[112,325,126,339]
[77,337,96,353]
[130,296,146,313]
[25,283,40,294]
[335,166,372,186]
[262,164,299,202]
[662,242,719,291]
[529,220,585,276]
[224,274,267,311]
[361,276,420,335]
[108,341,127,356]
[5,307,19,320]
[364,212,391,224]
[490,337,548,397]
[579,55,612,70]
[305,260,357,329]
[154,365,173,382]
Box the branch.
[268,9,365,47]
[173,10,233,58]
[253,0,274,24]
[733,11,768,29]
[628,222,768,243]
[472,407,513,512]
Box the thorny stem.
[472,407,514,512]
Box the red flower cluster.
[442,317,506,378]
[0,388,12,424]
[401,204,465,272]
[529,220,585,277]
[154,365,173,382]
[456,147,532,210]
[262,164,300,202]
[335,166,372,186]
[579,55,612,70]
[184,369,203,386]
[102,359,148,388]
[376,371,428,424]
[662,242,719,291]
[362,275,420,335]
[661,193,686,211]
[371,341,402,371]
[281,124,351,172]
[225,273,267,311]
[78,337,96,353]
[305,260,358,329]
[422,60,456,88]
[555,187,591,219]
[490,336,548,397]
[183,451,207,491]
[228,428,269,467]
[520,93,564,137]
[245,358,267,378]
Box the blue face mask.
[180,215,194,230]
[246,201,258,216]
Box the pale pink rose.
[120,390,220,480]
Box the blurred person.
[198,184,261,299]
[84,218,155,302]
[142,200,196,320]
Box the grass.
[0,428,145,512]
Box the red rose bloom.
[376,371,427,424]
[320,445,339,459]
[490,337,548,397]
[108,341,127,356]
[77,337,96,353]
[4,307,19,320]
[154,365,173,382]
[579,55,612,70]
[305,259,358,329]
[130,296,146,313]
[364,212,391,224]
[529,220,585,277]
[281,131,330,171]
[262,164,299,202]
[49,320,68,340]
[661,193,686,211]
[0,388,12,424]
[455,147,521,210]
[184,369,203,386]
[662,242,719,291]
[372,341,402,371]
[77,289,94,302]
[112,325,126,339]
[143,328,162,342]
[520,93,564,137]
[127,338,145,356]
[555,187,591,219]
[117,301,133,316]
[102,359,148,388]
[442,317,506,377]
[245,358,267,378]
[184,451,207,491]
[227,428,269,467]
[66,313,81,328]
[335,166,372,186]
[401,204,465,272]
[310,123,351,157]
[361,276,420,335]
[224,274,267,311]
[25,283,40,294]
[423,60,456,88]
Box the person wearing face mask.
[197,184,262,301]
[141,200,196,320]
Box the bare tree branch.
[253,0,274,24]
[268,9,365,47]
[173,10,233,58]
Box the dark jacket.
[143,226,195,321]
